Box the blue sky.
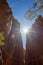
[7,0,43,49]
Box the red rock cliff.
[26,15,43,65]
[0,0,23,65]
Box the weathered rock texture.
[25,15,43,65]
[0,0,23,65]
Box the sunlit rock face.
[26,15,43,65]
[0,0,12,28]
[0,0,23,65]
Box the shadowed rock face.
[0,0,23,65]
[26,15,43,65]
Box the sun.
[23,27,28,34]
[21,26,29,35]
